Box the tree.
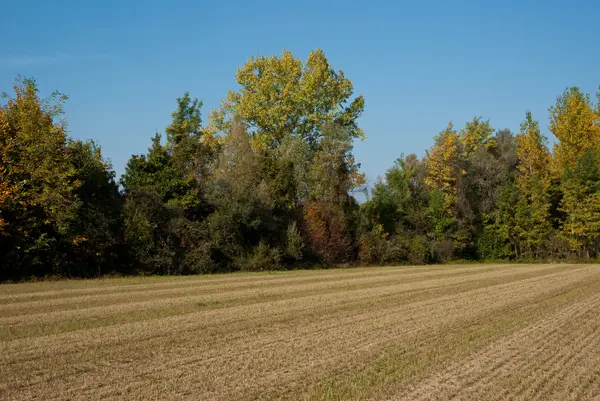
[121,133,190,203]
[63,139,125,276]
[0,77,80,278]
[512,112,553,256]
[490,183,524,258]
[425,122,462,211]
[303,123,362,263]
[121,93,215,274]
[561,149,600,256]
[550,87,600,171]
[460,117,495,156]
[210,49,365,151]
[424,123,474,255]
[0,136,13,234]
[123,187,181,274]
[366,153,428,235]
[206,120,280,270]
[166,92,217,185]
[165,92,203,147]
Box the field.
[1,264,600,400]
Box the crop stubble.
[0,263,599,400]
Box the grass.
[1,264,599,400]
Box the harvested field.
[1,264,600,400]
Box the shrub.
[302,201,350,264]
[435,238,455,262]
[285,221,305,261]
[544,234,574,259]
[358,224,389,264]
[476,226,511,260]
[385,236,410,263]
[235,242,282,271]
[408,235,432,265]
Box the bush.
[302,201,350,264]
[235,242,282,271]
[543,234,574,259]
[435,239,455,262]
[183,242,218,274]
[385,236,410,263]
[476,226,511,260]
[408,235,432,265]
[358,225,389,264]
[285,221,305,261]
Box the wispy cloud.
[0,54,108,69]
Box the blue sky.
[1,0,598,187]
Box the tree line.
[1,49,599,280]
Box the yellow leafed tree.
[210,49,364,151]
[514,111,552,255]
[425,122,462,211]
[516,111,551,191]
[550,87,600,171]
[459,117,495,156]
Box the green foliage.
[560,149,600,255]
[285,221,305,261]
[165,92,203,147]
[476,225,511,260]
[358,224,389,264]
[235,242,282,272]
[3,56,600,281]
[408,235,432,265]
[62,139,125,276]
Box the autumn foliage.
[1,50,600,280]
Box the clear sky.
[1,0,598,187]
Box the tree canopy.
[1,51,600,280]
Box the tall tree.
[63,139,124,276]
[0,77,80,277]
[210,49,365,150]
[550,87,600,171]
[513,112,553,256]
[205,120,280,270]
[165,92,203,147]
[303,123,363,263]
[460,117,495,156]
[166,92,217,185]
[367,153,428,235]
[121,93,215,274]
[425,122,462,209]
[561,149,600,256]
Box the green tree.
[205,120,280,270]
[121,93,215,274]
[166,92,217,186]
[62,139,125,276]
[561,149,600,256]
[366,153,428,236]
[303,123,362,263]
